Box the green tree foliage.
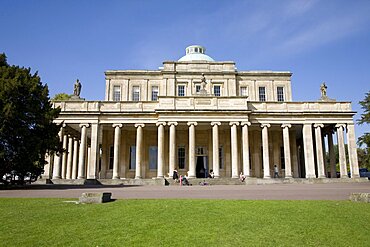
[52,93,72,101]
[0,53,61,182]
[357,90,370,168]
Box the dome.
[178,45,215,62]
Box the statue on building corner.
[73,79,82,97]
[319,82,335,102]
[320,82,327,97]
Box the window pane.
[240,87,248,96]
[151,86,158,101]
[259,87,266,101]
[133,86,140,101]
[196,85,201,93]
[178,85,185,96]
[178,146,185,169]
[214,85,221,96]
[149,146,158,170]
[280,146,285,169]
[109,146,114,169]
[277,87,284,102]
[219,146,223,169]
[129,146,136,169]
[113,86,121,101]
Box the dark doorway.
[196,156,208,178]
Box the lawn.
[0,198,369,246]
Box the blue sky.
[1,0,369,141]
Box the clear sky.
[1,0,369,141]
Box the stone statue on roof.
[73,79,82,97]
[320,82,327,97]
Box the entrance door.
[196,156,208,178]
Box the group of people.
[172,165,281,184]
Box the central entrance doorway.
[196,147,208,178]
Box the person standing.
[274,165,279,178]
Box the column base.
[112,176,120,179]
[135,176,142,179]
[263,176,271,179]
[53,176,61,179]
[78,176,86,179]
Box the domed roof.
[178,45,215,62]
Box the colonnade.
[45,121,360,180]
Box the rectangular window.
[178,85,185,96]
[280,147,285,169]
[113,86,121,101]
[259,87,266,101]
[149,146,158,170]
[132,86,140,101]
[109,146,114,169]
[129,146,136,170]
[195,85,201,93]
[277,87,284,102]
[219,146,223,169]
[178,146,185,169]
[214,85,221,96]
[240,87,248,96]
[151,86,158,101]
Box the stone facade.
[44,45,360,181]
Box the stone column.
[241,122,251,177]
[328,131,336,178]
[135,124,145,179]
[112,123,122,179]
[168,122,178,177]
[230,122,240,178]
[252,131,262,178]
[336,124,348,178]
[66,136,73,179]
[303,123,315,178]
[187,122,197,178]
[314,124,326,178]
[261,124,271,178]
[78,123,89,179]
[282,124,292,178]
[290,129,299,178]
[87,123,100,179]
[72,138,79,179]
[211,122,221,178]
[61,134,68,179]
[156,122,166,178]
[53,125,65,179]
[347,123,360,178]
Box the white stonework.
[47,45,360,181]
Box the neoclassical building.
[44,45,360,182]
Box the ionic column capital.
[156,122,166,127]
[187,121,198,126]
[281,123,291,129]
[112,123,123,128]
[168,121,178,126]
[241,121,251,126]
[211,122,221,126]
[261,123,271,128]
[313,123,324,128]
[79,123,90,128]
[229,121,240,126]
[335,123,346,130]
[135,123,145,128]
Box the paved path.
[1,183,369,200]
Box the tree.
[357,90,370,168]
[52,93,72,101]
[0,53,61,183]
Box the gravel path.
[1,183,369,200]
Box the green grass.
[0,199,369,246]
